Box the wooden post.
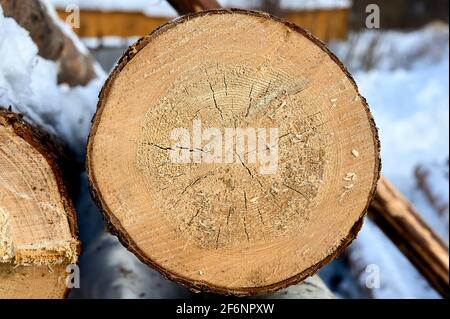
[369,177,449,298]
[87,9,380,295]
[0,109,80,298]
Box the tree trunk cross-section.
[87,9,381,295]
[0,109,80,298]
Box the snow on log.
[0,0,97,86]
[87,9,380,295]
[0,108,80,298]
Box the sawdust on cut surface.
[136,61,327,249]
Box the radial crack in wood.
[87,9,380,295]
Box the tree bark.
[166,0,221,15]
[0,0,97,86]
[0,108,80,298]
[369,177,449,298]
[87,9,380,295]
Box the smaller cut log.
[369,177,449,298]
[0,108,80,298]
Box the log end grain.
[87,9,381,295]
[0,108,80,298]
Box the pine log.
[0,108,80,298]
[369,177,449,298]
[0,0,96,86]
[87,9,380,295]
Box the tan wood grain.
[0,109,80,298]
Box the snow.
[51,0,178,18]
[279,0,351,10]
[330,24,449,299]
[350,219,440,299]
[331,24,449,71]
[356,49,449,181]
[50,0,351,16]
[74,233,191,298]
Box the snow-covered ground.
[1,2,448,299]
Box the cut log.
[0,0,97,86]
[87,9,380,295]
[0,264,72,299]
[369,177,449,298]
[0,109,80,298]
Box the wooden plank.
[284,9,349,41]
[57,8,349,41]
[57,9,170,38]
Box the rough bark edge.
[86,9,381,296]
[0,108,81,299]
